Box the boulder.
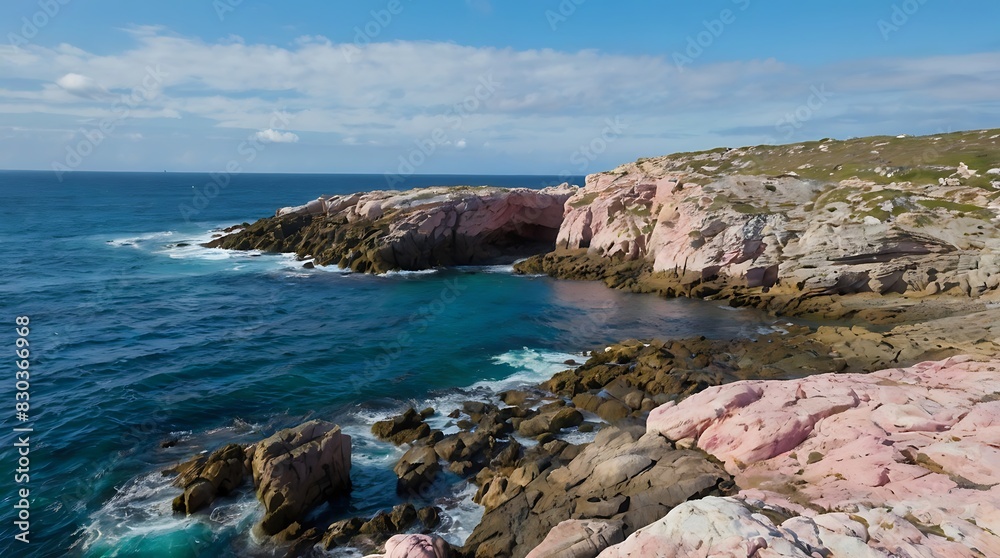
[251,420,351,536]
[171,443,247,515]
[526,520,624,558]
[518,407,584,437]
[462,426,730,557]
[376,534,451,558]
[394,444,441,495]
[372,408,432,446]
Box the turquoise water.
[0,171,784,557]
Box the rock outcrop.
[170,443,248,515]
[607,356,1000,557]
[250,420,352,536]
[526,520,625,558]
[594,495,990,558]
[319,503,443,554]
[462,425,731,558]
[518,130,1000,321]
[207,185,576,273]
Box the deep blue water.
[0,171,786,557]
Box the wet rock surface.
[169,443,248,515]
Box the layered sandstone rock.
[207,185,576,273]
[617,356,1000,557]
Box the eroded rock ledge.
[206,185,576,273]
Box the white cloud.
[0,27,999,172]
[55,73,108,99]
[254,128,299,143]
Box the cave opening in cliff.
[476,223,561,263]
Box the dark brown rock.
[461,427,730,558]
[372,408,431,446]
[394,444,441,495]
[170,443,248,515]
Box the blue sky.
[2,0,1000,176]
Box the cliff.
[206,184,575,273]
[517,128,1000,322]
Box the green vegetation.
[628,128,1000,187]
[570,192,599,208]
[916,199,985,213]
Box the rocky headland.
[516,128,1000,324]
[170,129,1000,557]
[205,185,575,273]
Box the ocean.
[0,171,788,557]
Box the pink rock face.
[597,496,982,558]
[275,184,577,271]
[643,357,1000,557]
[377,534,450,558]
[280,185,575,245]
[554,156,1000,297]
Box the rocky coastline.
[172,130,1000,557]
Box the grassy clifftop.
[630,128,1000,190]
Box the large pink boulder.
[526,520,624,558]
[370,534,450,558]
[639,356,1000,557]
[596,496,983,558]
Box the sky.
[1,0,1000,177]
